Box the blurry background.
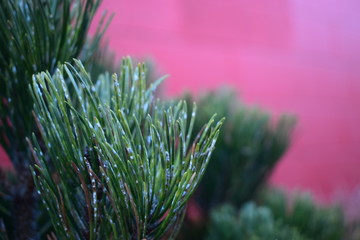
[89,0,360,202]
[1,0,359,203]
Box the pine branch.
[260,188,345,240]
[0,0,110,239]
[206,203,306,240]
[0,0,110,161]
[29,58,223,239]
[178,91,295,239]
[186,90,296,210]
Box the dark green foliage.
[0,0,109,159]
[178,90,349,240]
[206,203,306,240]
[187,90,295,210]
[29,58,223,239]
[260,188,345,240]
[204,189,350,240]
[0,0,110,238]
[178,90,295,239]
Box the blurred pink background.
[1,0,360,202]
[91,0,360,201]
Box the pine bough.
[29,58,223,239]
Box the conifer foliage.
[179,91,295,239]
[0,0,108,159]
[0,0,110,239]
[29,59,223,239]
[0,0,223,238]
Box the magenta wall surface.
[90,0,360,201]
[1,0,359,201]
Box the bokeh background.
[2,0,360,202]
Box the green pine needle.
[29,58,223,239]
[0,0,111,159]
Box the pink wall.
[1,0,359,201]
[91,0,360,201]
